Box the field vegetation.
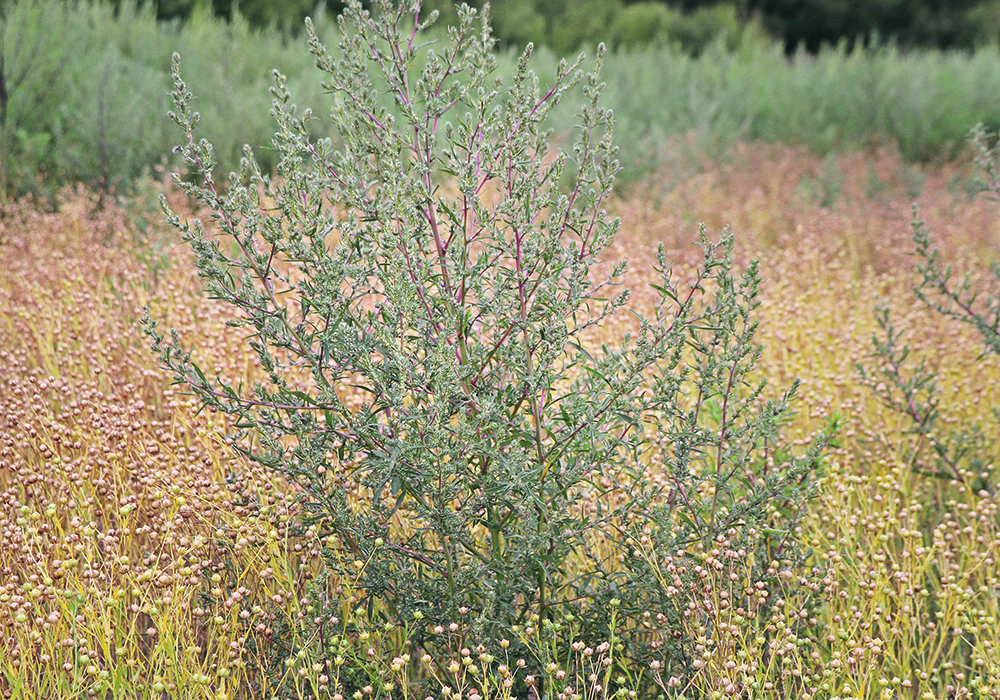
[2,2,1000,700]
[3,132,1000,700]
[6,0,1000,200]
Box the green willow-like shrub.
[144,0,824,682]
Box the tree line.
[132,0,1000,52]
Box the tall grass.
[5,0,1000,199]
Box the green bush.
[0,0,335,201]
[487,0,547,48]
[0,0,79,200]
[6,0,998,205]
[961,1,1000,46]
[7,0,1000,201]
[610,2,678,50]
[545,0,622,54]
[145,0,824,691]
[666,3,741,55]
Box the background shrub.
[7,0,1000,201]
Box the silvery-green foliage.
[144,0,823,673]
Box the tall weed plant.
[860,124,1000,497]
[144,0,825,692]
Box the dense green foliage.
[5,0,1000,202]
[0,0,326,199]
[744,0,1000,52]
[91,0,1000,52]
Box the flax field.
[2,140,1000,700]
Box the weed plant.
[142,0,826,695]
[850,129,1000,698]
